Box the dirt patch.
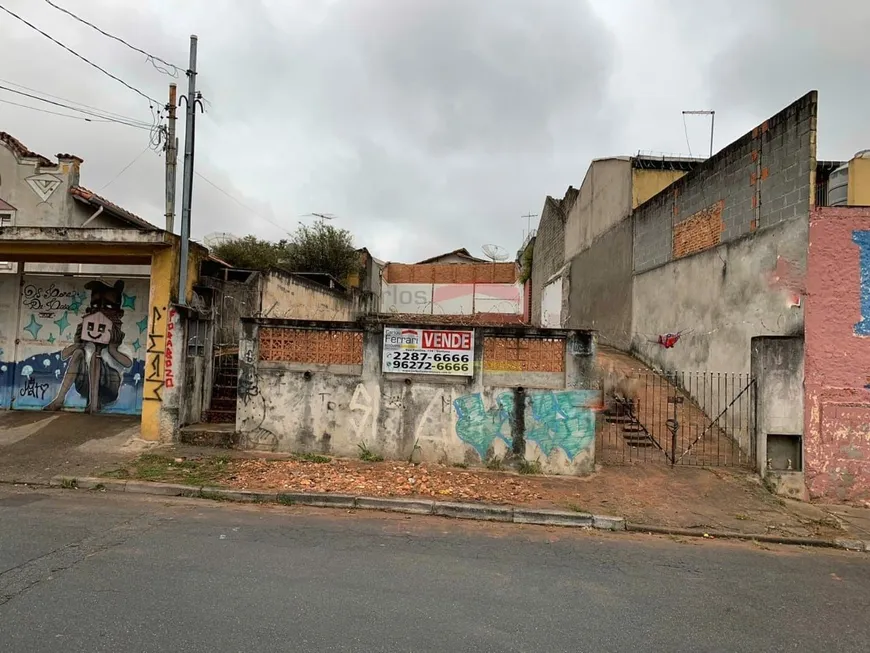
[114,449,846,540]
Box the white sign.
[383,327,474,376]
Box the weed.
[104,454,232,487]
[485,456,503,471]
[358,441,384,463]
[92,483,106,492]
[60,478,77,489]
[452,462,469,469]
[296,452,332,464]
[276,494,295,506]
[734,513,750,521]
[518,459,543,475]
[565,503,587,513]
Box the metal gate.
[596,371,756,468]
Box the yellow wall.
[631,169,687,209]
[140,245,174,441]
[848,157,870,206]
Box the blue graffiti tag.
[453,392,513,459]
[525,390,597,460]
[852,230,870,336]
[453,390,597,461]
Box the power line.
[0,84,152,130]
[0,3,161,106]
[194,171,292,235]
[0,96,118,123]
[42,0,182,77]
[0,78,154,124]
[99,145,152,192]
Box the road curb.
[625,523,868,552]
[43,475,862,550]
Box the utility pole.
[178,35,198,306]
[164,83,178,233]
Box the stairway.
[204,357,238,424]
[602,399,656,449]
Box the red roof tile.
[70,186,158,231]
[0,131,52,165]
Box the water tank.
[828,162,850,207]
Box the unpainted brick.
[672,200,725,260]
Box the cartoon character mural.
[43,280,133,412]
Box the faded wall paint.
[381,280,524,317]
[631,168,686,209]
[260,270,358,321]
[540,278,562,327]
[805,206,870,502]
[236,321,599,475]
[2,274,148,414]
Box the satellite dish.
[204,232,238,248]
[482,244,509,262]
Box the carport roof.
[0,226,174,265]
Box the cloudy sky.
[1,0,867,262]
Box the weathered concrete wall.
[805,206,870,502]
[540,278,562,327]
[751,337,804,488]
[236,320,599,475]
[632,218,806,374]
[564,158,632,261]
[530,189,576,326]
[566,218,633,350]
[381,281,524,317]
[631,92,817,374]
[260,270,358,321]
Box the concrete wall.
[540,278,562,327]
[260,269,359,322]
[564,158,632,261]
[632,219,806,373]
[530,189,577,326]
[751,336,804,493]
[631,92,817,374]
[805,206,870,502]
[236,320,599,474]
[0,271,149,414]
[566,218,633,350]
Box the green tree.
[211,223,359,281]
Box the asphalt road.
[0,487,868,652]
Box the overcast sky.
[1,0,867,262]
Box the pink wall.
[805,206,870,502]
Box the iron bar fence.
[596,371,756,468]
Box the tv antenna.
[682,110,715,158]
[481,244,509,262]
[301,212,336,222]
[203,232,237,248]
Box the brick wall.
[384,262,516,284]
[673,200,725,259]
[805,206,870,502]
[530,188,578,325]
[633,91,817,274]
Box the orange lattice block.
[483,337,564,373]
[259,328,363,365]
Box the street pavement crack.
[0,512,162,607]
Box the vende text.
[422,331,472,350]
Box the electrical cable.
[0,96,118,124]
[0,84,152,130]
[42,0,182,77]
[0,3,161,105]
[99,145,152,192]
[682,113,694,157]
[194,171,292,235]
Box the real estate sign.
[382,327,474,376]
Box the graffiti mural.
[453,389,597,461]
[852,230,870,336]
[2,275,149,415]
